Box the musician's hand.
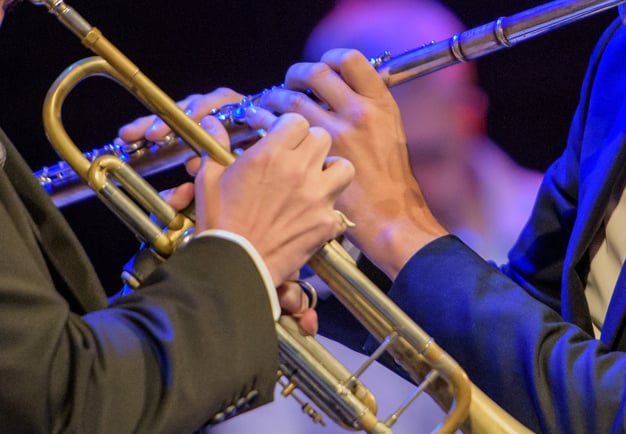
[116,88,244,176]
[161,172,319,336]
[195,107,354,287]
[120,88,326,332]
[159,182,195,212]
[260,49,447,279]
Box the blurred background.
[0,0,616,291]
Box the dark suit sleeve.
[383,20,626,434]
[346,20,626,433]
[0,233,278,434]
[389,236,626,434]
[502,17,626,328]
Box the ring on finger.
[334,209,356,229]
[286,279,319,317]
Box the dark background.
[0,0,618,292]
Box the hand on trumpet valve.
[195,105,354,286]
[158,182,320,336]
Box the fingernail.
[147,119,163,134]
[245,106,260,124]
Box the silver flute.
[35,0,624,207]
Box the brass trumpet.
[30,0,624,432]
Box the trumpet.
[29,0,624,433]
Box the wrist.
[352,212,448,280]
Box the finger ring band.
[334,209,356,228]
[296,279,318,310]
[286,279,319,312]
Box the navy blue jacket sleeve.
[390,235,626,434]
[385,17,626,434]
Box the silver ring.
[286,279,319,316]
[295,279,318,310]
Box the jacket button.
[211,412,225,424]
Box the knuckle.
[337,157,356,179]
[347,104,370,125]
[246,142,280,170]
[309,126,331,144]
[331,106,370,143]
[341,49,366,65]
[308,126,332,153]
[280,112,310,133]
[286,162,307,186]
[332,127,350,146]
[308,62,334,81]
[282,92,311,114]
[244,147,266,167]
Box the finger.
[296,125,332,170]
[322,156,355,201]
[185,116,230,177]
[194,156,226,207]
[146,89,243,142]
[185,88,244,120]
[160,182,195,211]
[143,97,199,142]
[120,114,180,145]
[260,87,337,130]
[117,114,157,143]
[277,281,311,315]
[245,106,278,132]
[295,308,318,336]
[200,115,231,150]
[192,117,231,185]
[183,115,232,176]
[251,112,311,154]
[185,157,202,177]
[282,60,359,114]
[194,153,227,231]
[193,156,215,233]
[320,48,388,99]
